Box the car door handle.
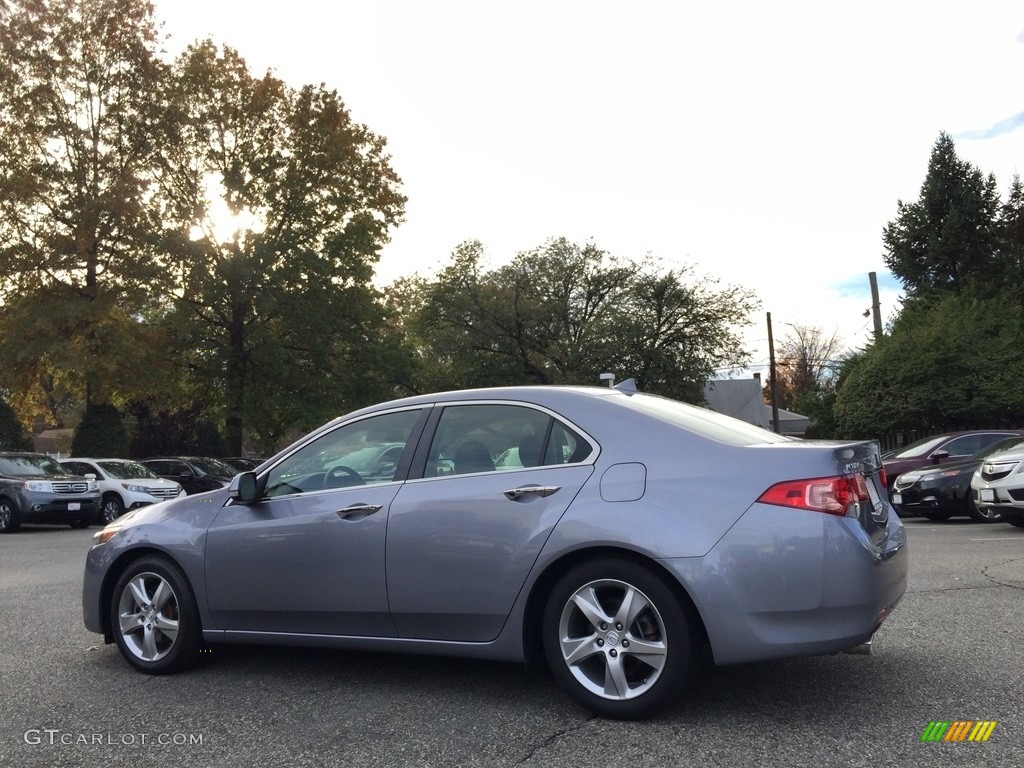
[504,486,561,501]
[335,504,383,520]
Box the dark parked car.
[882,430,1024,490]
[221,457,262,473]
[84,384,906,720]
[139,457,235,495]
[890,435,1024,522]
[0,452,100,532]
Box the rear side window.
[424,404,593,477]
[623,393,794,446]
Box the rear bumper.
[664,504,907,666]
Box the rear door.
[386,402,596,641]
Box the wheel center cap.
[605,630,621,647]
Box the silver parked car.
[82,384,907,719]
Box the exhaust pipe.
[843,640,872,655]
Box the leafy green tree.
[882,132,1000,299]
[0,397,32,450]
[0,0,174,408]
[153,42,408,454]
[833,293,1024,438]
[401,237,757,400]
[71,403,128,457]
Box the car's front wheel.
[110,556,201,674]
[0,498,20,533]
[542,558,697,720]
[967,502,1003,523]
[101,494,125,524]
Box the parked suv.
[60,458,186,524]
[0,452,100,532]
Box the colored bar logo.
[920,721,997,742]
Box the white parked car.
[969,446,1024,528]
[60,458,186,524]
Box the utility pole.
[869,272,883,338]
[767,312,780,433]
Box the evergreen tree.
[882,132,1000,298]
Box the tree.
[400,237,758,400]
[0,0,175,410]
[71,402,128,457]
[766,324,843,411]
[994,175,1024,293]
[153,42,408,454]
[833,293,1024,438]
[882,132,1000,299]
[0,397,31,450]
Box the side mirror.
[228,471,259,503]
[930,450,949,464]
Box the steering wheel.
[325,465,365,488]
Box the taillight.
[879,467,887,489]
[757,474,870,516]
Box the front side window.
[425,404,593,477]
[263,409,422,497]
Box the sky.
[154,1,1024,380]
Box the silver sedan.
[83,384,907,719]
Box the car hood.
[106,487,230,531]
[901,458,980,480]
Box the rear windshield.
[622,394,796,446]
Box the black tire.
[967,502,1003,523]
[101,494,126,524]
[541,558,696,720]
[1003,512,1024,529]
[110,556,201,674]
[0,498,20,533]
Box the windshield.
[190,457,236,476]
[973,436,1024,460]
[0,454,66,477]
[888,435,949,459]
[98,460,158,480]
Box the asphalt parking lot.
[1,518,1021,768]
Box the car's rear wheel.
[542,558,696,720]
[101,494,125,524]
[0,498,20,533]
[1003,513,1024,528]
[110,556,201,674]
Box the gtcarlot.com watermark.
[24,729,204,747]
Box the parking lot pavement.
[0,521,1021,768]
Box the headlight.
[899,473,920,485]
[121,483,147,494]
[23,480,52,492]
[87,480,98,491]
[92,526,121,546]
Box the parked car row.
[886,430,1024,527]
[0,452,256,531]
